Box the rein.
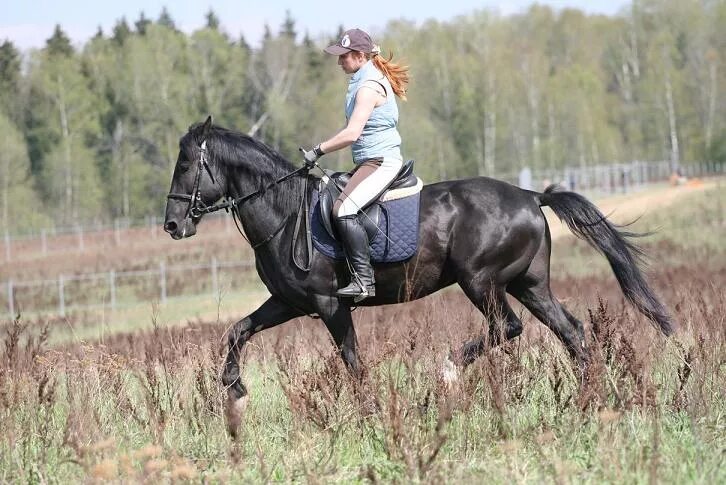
[166,141,313,271]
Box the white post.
[225,214,231,233]
[41,229,47,255]
[77,225,84,252]
[58,275,65,316]
[159,262,167,304]
[109,270,116,311]
[211,257,219,297]
[4,231,10,262]
[150,215,157,239]
[7,280,13,317]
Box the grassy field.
[0,185,723,483]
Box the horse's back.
[419,176,546,281]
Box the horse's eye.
[177,160,192,173]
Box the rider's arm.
[318,84,383,155]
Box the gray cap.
[324,28,374,55]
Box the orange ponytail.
[371,52,410,101]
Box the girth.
[319,159,417,242]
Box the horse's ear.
[201,115,213,140]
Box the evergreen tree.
[45,25,74,57]
[205,9,220,30]
[0,41,21,117]
[135,12,151,35]
[158,7,177,31]
[112,17,132,46]
[303,32,323,71]
[280,10,297,40]
[239,34,251,52]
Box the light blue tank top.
[345,60,402,163]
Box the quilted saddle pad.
[310,189,420,263]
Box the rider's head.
[324,28,379,74]
[324,28,408,100]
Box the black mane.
[180,122,307,214]
[183,123,297,172]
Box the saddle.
[318,159,418,242]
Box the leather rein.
[166,140,313,271]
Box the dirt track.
[545,178,721,240]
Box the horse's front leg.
[222,296,303,438]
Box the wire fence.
[2,258,256,317]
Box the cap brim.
[324,45,351,55]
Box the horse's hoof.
[225,393,249,440]
[441,355,460,386]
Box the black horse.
[164,117,673,436]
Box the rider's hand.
[299,144,324,168]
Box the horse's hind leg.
[451,276,523,367]
[507,230,587,366]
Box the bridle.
[166,140,219,220]
[165,139,313,270]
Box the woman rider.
[302,28,409,301]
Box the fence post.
[150,215,158,239]
[58,275,65,316]
[159,262,167,304]
[109,270,116,311]
[211,257,219,297]
[4,231,10,262]
[7,280,13,317]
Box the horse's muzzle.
[164,218,197,239]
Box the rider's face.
[338,51,366,74]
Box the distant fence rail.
[2,258,256,317]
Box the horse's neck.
[225,162,302,248]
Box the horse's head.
[164,116,225,239]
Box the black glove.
[299,144,324,168]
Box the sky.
[1,0,631,51]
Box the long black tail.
[538,185,674,336]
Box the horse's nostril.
[164,221,177,233]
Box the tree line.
[0,1,723,231]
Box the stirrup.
[336,281,376,302]
[354,285,375,303]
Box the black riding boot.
[333,215,375,302]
